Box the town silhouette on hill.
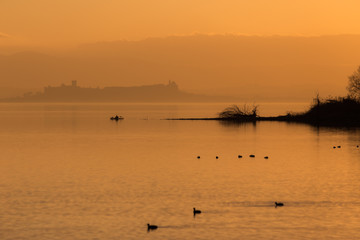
[1,80,232,102]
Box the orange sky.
[1,0,360,101]
[1,0,360,46]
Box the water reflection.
[218,120,257,128]
[1,103,360,240]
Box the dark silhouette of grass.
[218,104,258,122]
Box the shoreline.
[165,115,360,127]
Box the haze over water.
[1,103,360,239]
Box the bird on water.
[275,202,284,207]
[147,223,158,230]
[193,208,202,214]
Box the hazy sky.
[1,0,360,46]
[1,0,360,101]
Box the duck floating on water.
[147,223,158,230]
[193,208,202,214]
[275,202,284,207]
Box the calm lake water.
[1,102,360,240]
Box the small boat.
[110,115,124,121]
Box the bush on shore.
[285,95,360,126]
[218,104,258,121]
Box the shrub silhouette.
[347,66,360,99]
[283,96,360,126]
[218,104,258,121]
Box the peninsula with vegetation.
[170,66,360,127]
[1,80,231,103]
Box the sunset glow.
[1,2,360,239]
[1,0,360,45]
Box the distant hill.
[2,81,232,102]
[1,34,360,101]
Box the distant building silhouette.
[2,81,229,102]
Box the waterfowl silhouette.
[238,155,242,158]
[264,156,269,159]
[216,156,219,159]
[110,115,124,121]
[147,223,158,230]
[275,202,284,207]
[337,146,341,148]
[197,156,200,159]
[333,146,336,149]
[249,155,255,158]
[193,208,202,214]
